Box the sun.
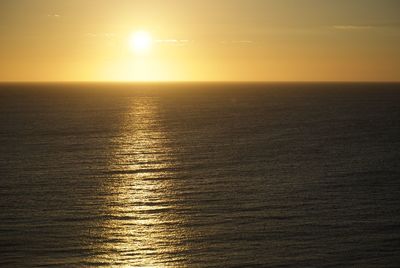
[130,31,153,54]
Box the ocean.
[1,83,399,267]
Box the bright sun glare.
[130,31,153,54]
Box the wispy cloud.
[333,22,400,31]
[233,40,254,44]
[220,40,254,45]
[47,14,61,19]
[155,39,191,46]
[333,25,375,31]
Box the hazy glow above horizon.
[0,0,399,82]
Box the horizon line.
[1,80,400,84]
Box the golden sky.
[1,0,399,82]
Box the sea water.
[1,83,399,267]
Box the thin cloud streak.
[333,25,375,31]
[47,14,61,18]
[155,39,191,46]
[220,40,254,45]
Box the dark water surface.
[1,83,400,267]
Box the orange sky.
[1,0,399,82]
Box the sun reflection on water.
[94,97,188,267]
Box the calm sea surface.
[1,83,400,267]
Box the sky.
[0,0,399,82]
